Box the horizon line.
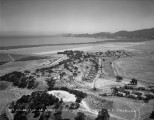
[0,27,154,36]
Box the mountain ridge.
[63,28,154,39]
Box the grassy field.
[0,53,26,62]
[85,95,135,120]
[85,95,113,110]
[110,101,135,120]
[15,55,50,61]
[95,79,123,89]
[0,52,51,65]
[0,62,7,65]
[0,91,15,113]
[10,53,26,60]
[0,53,11,63]
[0,59,47,76]
[34,77,48,91]
[0,81,10,91]
[115,56,154,82]
[103,62,115,76]
[139,103,154,120]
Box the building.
[124,90,132,95]
[127,94,138,99]
[117,91,126,97]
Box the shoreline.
[0,41,105,50]
[0,39,147,50]
[34,42,144,55]
[34,45,94,55]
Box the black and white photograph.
[0,0,154,120]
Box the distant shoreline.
[0,38,153,50]
[0,41,104,50]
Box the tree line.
[0,71,37,89]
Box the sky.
[1,0,154,35]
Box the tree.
[116,76,123,82]
[60,72,66,78]
[95,108,110,120]
[54,111,62,120]
[0,112,9,120]
[14,111,27,120]
[131,78,137,85]
[33,111,40,118]
[75,112,86,120]
[39,112,51,120]
[73,73,77,77]
[149,111,154,119]
[76,97,82,103]
[24,70,30,74]
[18,77,28,88]
[27,78,35,89]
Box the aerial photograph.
[0,0,154,120]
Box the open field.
[104,95,154,120]
[0,53,12,64]
[110,101,135,120]
[0,62,7,65]
[34,77,48,91]
[10,53,26,60]
[84,95,135,120]
[0,81,10,91]
[110,40,154,83]
[139,101,154,120]
[0,91,15,114]
[85,96,113,110]
[0,59,47,76]
[95,79,123,88]
[0,53,26,62]
[103,62,115,76]
[115,56,154,82]
[15,55,50,61]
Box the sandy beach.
[34,42,144,55]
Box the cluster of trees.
[0,112,9,120]
[130,78,138,85]
[75,112,86,120]
[58,50,84,59]
[0,71,37,89]
[63,62,78,75]
[83,64,97,83]
[9,89,87,120]
[35,66,54,74]
[116,75,123,82]
[95,50,130,58]
[9,91,60,120]
[0,71,24,82]
[46,78,56,90]
[149,111,154,119]
[90,58,99,71]
[95,109,110,120]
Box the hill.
[63,28,154,39]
